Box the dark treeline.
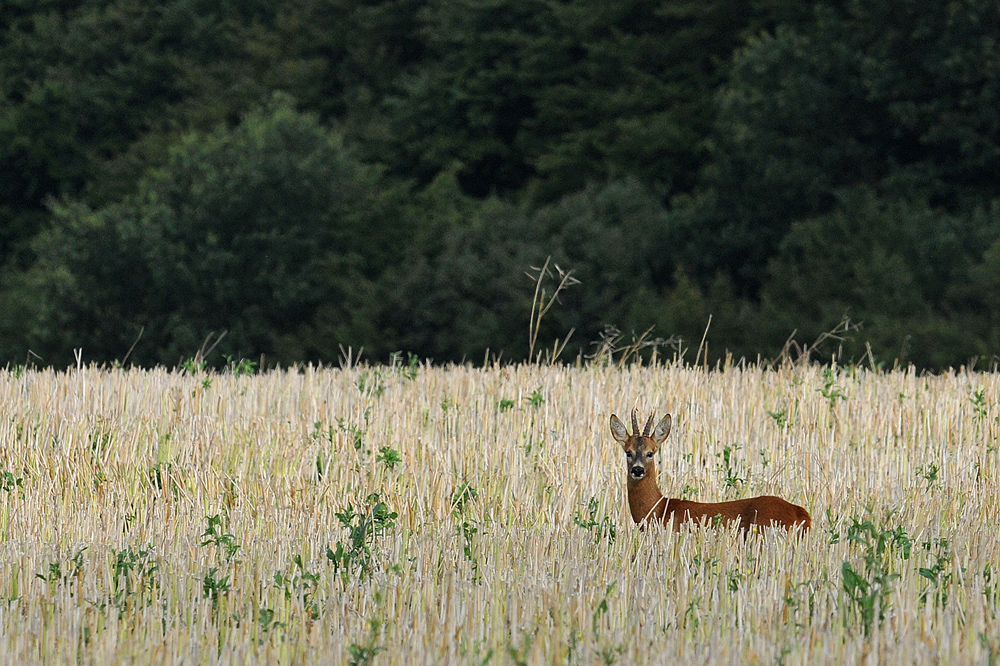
[1,0,999,369]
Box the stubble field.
[0,361,998,664]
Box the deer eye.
[625,451,633,459]
[645,452,654,459]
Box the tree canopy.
[1,0,998,369]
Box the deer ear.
[652,414,672,444]
[609,414,629,444]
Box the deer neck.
[626,469,666,524]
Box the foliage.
[327,491,399,582]
[348,618,386,666]
[111,546,159,611]
[716,443,746,489]
[373,0,765,202]
[12,95,410,367]
[376,446,402,470]
[200,514,241,562]
[0,470,24,496]
[573,496,616,545]
[274,555,322,621]
[682,0,1000,293]
[1,0,1000,369]
[760,192,1000,367]
[839,516,912,635]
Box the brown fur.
[611,410,810,532]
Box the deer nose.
[630,465,645,479]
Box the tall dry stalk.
[525,256,579,363]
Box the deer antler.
[631,409,639,436]
[642,413,655,437]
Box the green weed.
[111,546,159,611]
[224,355,257,376]
[376,446,402,470]
[200,514,241,562]
[348,617,385,666]
[274,555,321,620]
[527,388,545,408]
[768,408,791,428]
[0,470,23,497]
[327,491,398,582]
[573,496,616,545]
[840,516,912,635]
[357,369,385,397]
[717,443,745,489]
[918,538,953,610]
[820,367,846,406]
[390,351,420,380]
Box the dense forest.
[1,0,999,369]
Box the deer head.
[609,409,672,482]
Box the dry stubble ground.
[0,362,998,664]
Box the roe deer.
[610,410,810,532]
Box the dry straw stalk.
[0,362,997,664]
